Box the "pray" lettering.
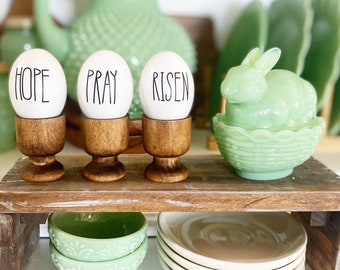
[86,69,118,105]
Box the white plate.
[158,251,172,270]
[158,234,305,270]
[157,233,214,270]
[158,212,307,270]
[157,240,186,270]
[294,255,305,270]
[279,252,305,270]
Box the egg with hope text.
[8,49,67,119]
[77,50,133,119]
[139,51,194,120]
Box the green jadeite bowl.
[48,212,147,262]
[213,113,324,180]
[50,236,148,270]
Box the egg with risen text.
[139,51,194,120]
[77,50,133,119]
[8,48,67,119]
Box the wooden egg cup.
[82,116,129,182]
[15,115,65,182]
[142,116,191,183]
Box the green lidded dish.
[213,47,324,181]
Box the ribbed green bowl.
[48,212,147,262]
[213,113,324,180]
[50,237,148,270]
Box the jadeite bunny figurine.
[34,0,196,119]
[221,47,317,131]
[213,47,324,181]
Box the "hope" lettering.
[14,67,50,103]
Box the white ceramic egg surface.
[8,48,67,119]
[0,0,12,25]
[139,51,195,120]
[77,50,133,119]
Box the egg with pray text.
[77,50,133,119]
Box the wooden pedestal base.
[0,213,47,270]
[83,156,125,182]
[15,115,65,182]
[144,156,189,183]
[82,116,129,182]
[20,156,64,183]
[142,116,191,183]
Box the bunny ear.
[241,48,261,65]
[254,47,281,74]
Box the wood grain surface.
[0,155,339,213]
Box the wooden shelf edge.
[0,155,339,213]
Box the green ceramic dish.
[302,0,340,110]
[48,212,147,262]
[329,77,340,135]
[34,0,197,120]
[50,237,148,270]
[213,113,324,180]
[267,0,313,75]
[0,62,16,152]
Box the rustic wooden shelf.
[1,154,340,269]
[1,155,339,213]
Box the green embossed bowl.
[213,113,324,180]
[50,236,148,270]
[48,212,147,262]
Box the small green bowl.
[48,212,147,262]
[50,237,148,270]
[213,113,324,180]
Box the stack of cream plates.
[157,212,307,270]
